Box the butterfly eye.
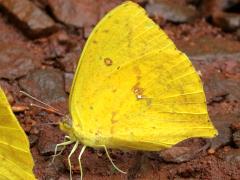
[61,115,72,127]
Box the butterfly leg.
[51,136,74,164]
[53,136,71,157]
[78,145,87,180]
[68,141,79,180]
[101,145,127,174]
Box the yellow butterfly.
[0,87,35,180]
[55,1,217,179]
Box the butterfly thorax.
[60,115,106,147]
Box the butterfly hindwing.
[70,1,217,150]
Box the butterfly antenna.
[30,103,65,116]
[19,90,65,116]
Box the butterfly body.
[60,120,167,151]
[60,119,104,148]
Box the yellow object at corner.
[62,1,217,151]
[0,87,35,180]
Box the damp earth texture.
[0,0,240,179]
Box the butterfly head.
[59,115,75,139]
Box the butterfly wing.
[70,1,217,150]
[0,87,35,179]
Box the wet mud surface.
[0,0,240,179]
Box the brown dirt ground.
[0,1,240,180]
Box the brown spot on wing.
[132,83,144,100]
[110,112,118,134]
[104,58,113,66]
[111,111,118,124]
[103,29,109,33]
[133,66,141,81]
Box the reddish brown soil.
[0,0,240,180]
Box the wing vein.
[0,154,33,177]
[0,141,29,153]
